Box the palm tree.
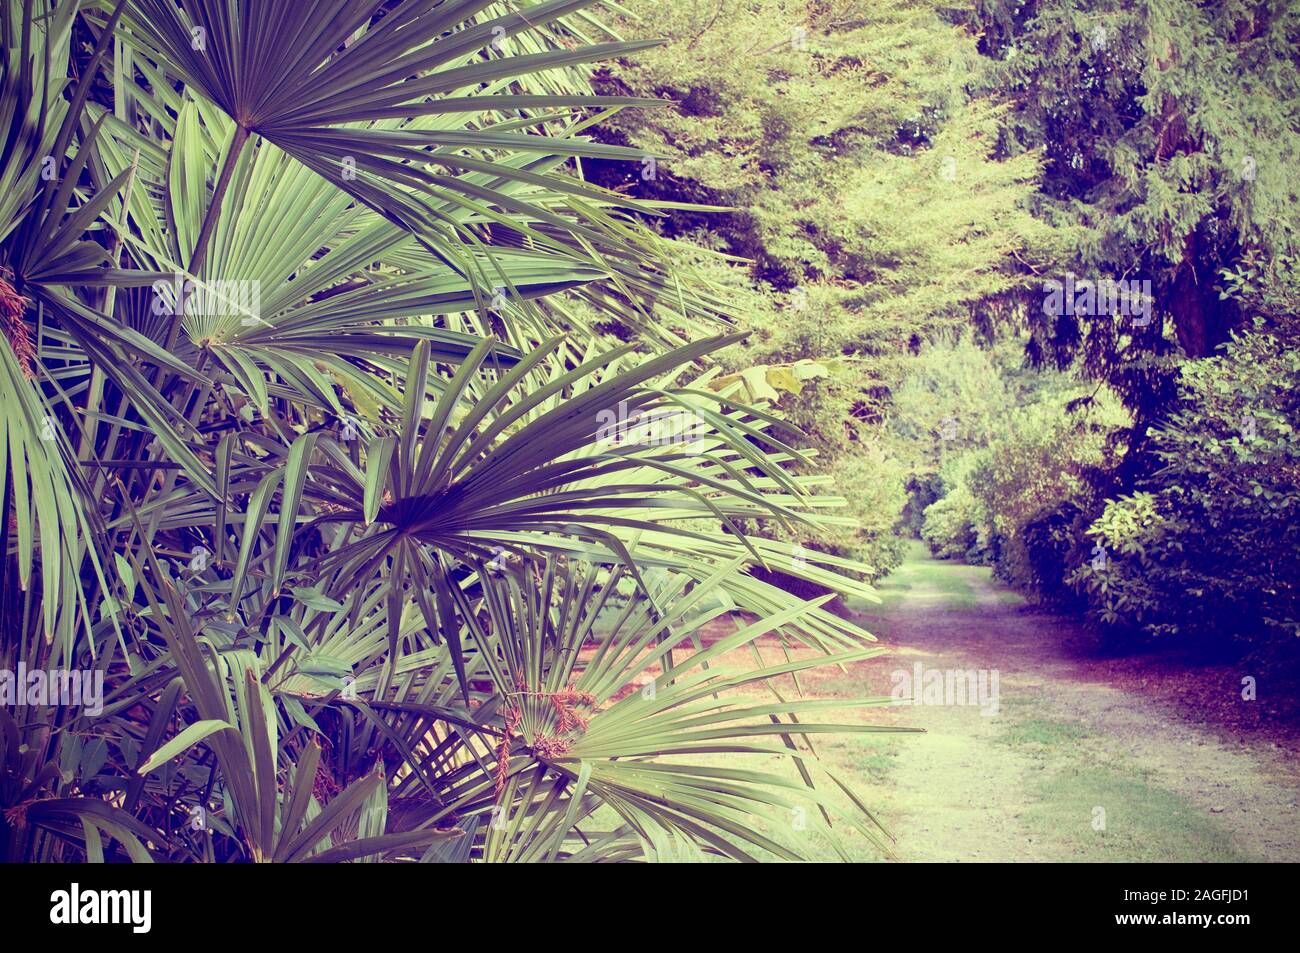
[1,0,901,862]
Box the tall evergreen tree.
[973,0,1300,415]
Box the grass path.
[808,544,1300,861]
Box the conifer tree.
[972,0,1300,416]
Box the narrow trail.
[817,547,1300,862]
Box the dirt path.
[822,549,1300,862]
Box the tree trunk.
[1169,232,1229,358]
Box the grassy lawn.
[852,542,981,615]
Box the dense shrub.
[893,334,1100,527]
[921,389,1128,594]
[920,482,982,559]
[920,451,988,560]
[1070,329,1300,644]
[754,441,909,583]
[831,445,911,578]
[1016,497,1094,610]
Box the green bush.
[1070,329,1300,643]
[831,444,911,578]
[920,482,982,559]
[754,440,909,582]
[893,333,1092,537]
[907,333,1132,589]
[1016,497,1094,610]
[920,452,988,560]
[956,391,1127,594]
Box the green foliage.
[599,0,1053,329]
[1070,328,1300,642]
[0,0,903,864]
[899,333,1124,581]
[584,0,1055,580]
[888,333,1055,476]
[920,456,986,560]
[920,483,981,560]
[974,0,1300,407]
[890,335,1012,455]
[920,379,1129,593]
[823,444,910,578]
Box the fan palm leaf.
[0,0,902,864]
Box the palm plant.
[1,0,901,862]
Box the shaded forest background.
[587,0,1300,657]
